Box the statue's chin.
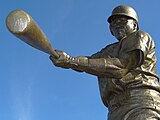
[113,29,127,40]
[115,33,126,40]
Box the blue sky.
[1,1,160,120]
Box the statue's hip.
[108,89,160,120]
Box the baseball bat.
[6,10,59,58]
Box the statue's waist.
[108,88,160,112]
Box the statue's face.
[109,16,137,41]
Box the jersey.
[91,30,160,120]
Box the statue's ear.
[133,21,138,30]
[109,25,114,36]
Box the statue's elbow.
[114,69,128,79]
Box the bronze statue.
[6,5,160,120]
[50,5,160,120]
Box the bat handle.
[51,49,59,58]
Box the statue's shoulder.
[134,30,151,39]
[124,30,155,53]
[91,42,118,58]
[102,42,119,51]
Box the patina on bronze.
[50,5,160,120]
[6,10,59,58]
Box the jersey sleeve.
[126,31,153,54]
[122,30,154,66]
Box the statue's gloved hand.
[49,50,71,68]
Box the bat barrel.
[6,10,59,58]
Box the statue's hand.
[49,50,71,68]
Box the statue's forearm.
[68,56,128,78]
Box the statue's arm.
[50,49,142,78]
[68,56,128,78]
